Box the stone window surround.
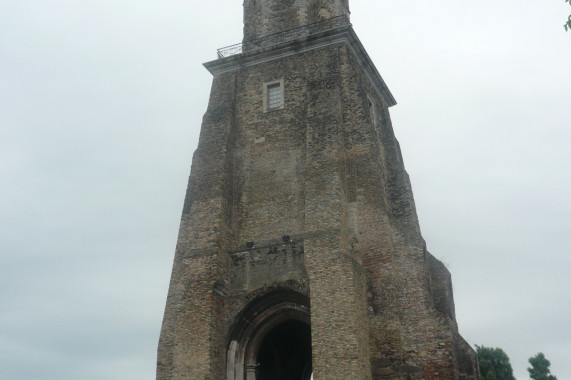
[263,79,285,112]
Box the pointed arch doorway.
[226,291,312,380]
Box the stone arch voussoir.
[226,290,311,380]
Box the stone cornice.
[204,26,397,108]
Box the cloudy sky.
[1,1,569,379]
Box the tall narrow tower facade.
[158,1,478,379]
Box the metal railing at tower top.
[216,15,351,59]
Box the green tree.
[476,345,516,380]
[565,0,571,31]
[528,352,557,380]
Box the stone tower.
[157,1,479,379]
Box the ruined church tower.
[157,1,479,379]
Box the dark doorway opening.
[257,319,312,380]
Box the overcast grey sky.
[1,1,569,379]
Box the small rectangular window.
[263,79,284,112]
[267,84,281,110]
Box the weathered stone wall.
[227,44,372,378]
[243,0,349,41]
[228,239,307,291]
[157,71,238,380]
[336,46,478,379]
[158,18,478,379]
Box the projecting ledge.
[203,26,396,108]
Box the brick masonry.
[157,1,479,379]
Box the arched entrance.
[257,319,312,379]
[226,291,312,380]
